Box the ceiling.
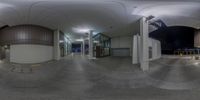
[0,0,199,40]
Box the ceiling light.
[75,39,84,42]
[59,40,64,43]
[94,41,99,43]
[73,27,91,33]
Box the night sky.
[149,26,196,54]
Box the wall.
[10,44,53,64]
[132,35,161,64]
[0,25,53,46]
[111,36,132,56]
[148,38,162,60]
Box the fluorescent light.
[73,27,90,33]
[59,40,64,43]
[75,39,84,42]
[93,41,99,43]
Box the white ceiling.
[0,0,199,39]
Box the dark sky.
[149,26,196,50]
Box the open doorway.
[0,45,10,62]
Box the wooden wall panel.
[0,25,53,46]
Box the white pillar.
[54,30,60,60]
[81,43,83,54]
[139,17,149,71]
[82,39,85,56]
[132,35,140,64]
[88,30,93,59]
[152,40,158,59]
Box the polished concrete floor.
[1,55,200,100]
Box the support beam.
[81,43,83,55]
[82,39,85,56]
[132,35,139,64]
[139,17,149,71]
[88,30,95,59]
[88,30,93,59]
[53,30,60,60]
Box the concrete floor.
[0,55,200,100]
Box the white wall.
[111,36,132,56]
[10,44,53,64]
[148,38,162,60]
[110,35,161,62]
[53,30,60,60]
[132,36,161,64]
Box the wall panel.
[10,44,53,64]
[0,25,53,46]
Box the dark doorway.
[149,26,197,54]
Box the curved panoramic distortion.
[0,25,53,46]
[0,25,54,64]
[0,0,200,99]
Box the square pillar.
[53,30,60,60]
[82,39,85,56]
[139,17,149,71]
[132,35,140,64]
[88,30,94,59]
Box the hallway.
[0,55,200,100]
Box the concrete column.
[152,40,157,60]
[82,39,85,55]
[132,35,139,64]
[81,43,83,54]
[53,30,60,60]
[158,42,161,58]
[139,17,149,71]
[88,30,94,59]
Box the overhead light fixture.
[75,39,84,42]
[77,29,90,33]
[73,27,91,33]
[59,40,64,43]
[93,41,99,43]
